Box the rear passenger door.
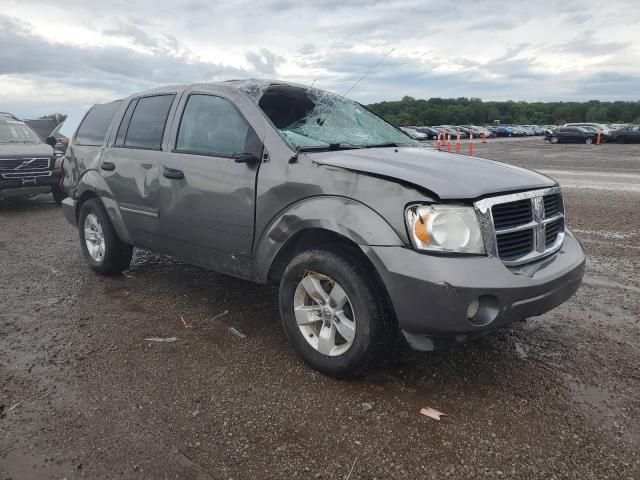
[100,93,177,248]
[157,92,263,277]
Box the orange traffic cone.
[446,132,451,152]
[482,128,487,144]
[596,130,602,145]
[436,132,441,151]
[455,130,461,153]
[468,133,474,156]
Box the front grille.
[545,218,563,248]
[496,229,534,260]
[0,158,50,171]
[0,158,51,179]
[476,187,566,266]
[543,193,563,217]
[492,199,532,229]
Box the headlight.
[405,204,485,254]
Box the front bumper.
[0,172,61,199]
[363,229,585,342]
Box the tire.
[550,136,559,144]
[585,137,593,145]
[279,248,395,378]
[78,198,133,275]
[616,136,626,144]
[52,186,66,206]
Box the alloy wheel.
[293,272,356,356]
[84,213,106,262]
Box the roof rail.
[0,112,20,120]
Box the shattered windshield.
[239,80,418,151]
[0,120,42,144]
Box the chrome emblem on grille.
[15,159,36,170]
[531,197,546,253]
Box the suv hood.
[311,147,556,200]
[0,143,53,159]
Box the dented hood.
[310,146,556,200]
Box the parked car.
[492,126,516,137]
[434,126,467,139]
[400,126,428,140]
[564,123,610,142]
[414,126,440,140]
[545,126,596,144]
[608,124,640,144]
[60,80,585,378]
[0,112,65,204]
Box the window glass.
[115,99,137,145]
[124,95,175,149]
[176,94,258,156]
[75,100,121,146]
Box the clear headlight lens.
[405,204,485,254]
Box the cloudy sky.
[2,0,639,120]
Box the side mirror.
[45,136,57,147]
[232,152,259,164]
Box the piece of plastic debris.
[180,316,191,329]
[229,327,246,339]
[145,337,178,343]
[420,407,446,420]
[210,310,229,321]
[8,401,22,412]
[345,457,358,480]
[361,402,374,412]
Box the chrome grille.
[0,158,51,179]
[475,187,565,266]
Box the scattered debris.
[180,316,192,329]
[192,409,200,417]
[210,310,229,321]
[420,407,446,421]
[145,337,178,343]
[515,342,528,359]
[8,401,22,412]
[345,457,358,480]
[229,327,246,339]
[361,402,374,412]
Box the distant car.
[434,126,467,139]
[400,127,428,140]
[492,126,516,137]
[414,126,440,140]
[608,125,640,144]
[0,113,65,203]
[545,127,596,144]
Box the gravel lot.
[1,137,639,479]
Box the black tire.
[78,198,133,275]
[585,137,593,145]
[616,136,626,144]
[279,248,395,379]
[52,186,66,206]
[550,136,559,144]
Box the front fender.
[254,196,404,282]
[75,170,133,245]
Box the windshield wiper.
[361,142,410,149]
[298,143,361,152]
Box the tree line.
[367,96,640,126]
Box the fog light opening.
[468,295,500,327]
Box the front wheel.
[550,136,559,144]
[585,137,593,144]
[78,198,133,275]
[279,249,395,378]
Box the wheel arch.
[75,170,133,245]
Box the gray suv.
[61,80,585,378]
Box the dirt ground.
[1,137,639,479]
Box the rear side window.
[75,100,121,146]
[122,95,175,149]
[175,94,259,157]
[115,99,137,146]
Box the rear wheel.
[550,136,559,144]
[78,198,132,275]
[279,249,395,378]
[585,137,593,145]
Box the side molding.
[75,170,133,245]
[254,196,404,282]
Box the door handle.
[100,161,115,171]
[163,167,184,179]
